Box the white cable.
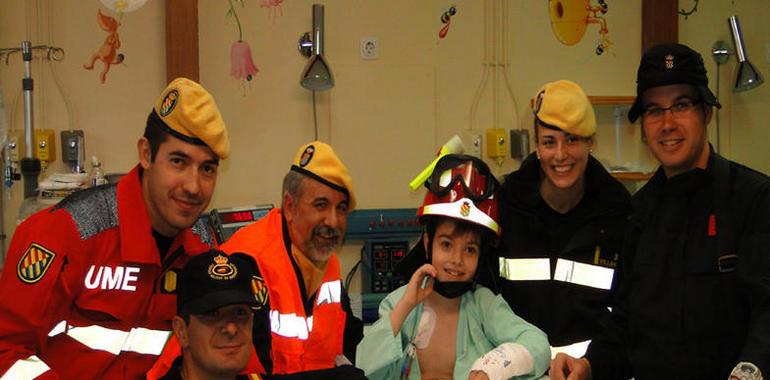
[500,0,519,127]
[312,90,318,140]
[491,0,499,131]
[46,0,75,133]
[468,0,492,133]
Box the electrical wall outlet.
[360,37,379,59]
[462,131,482,158]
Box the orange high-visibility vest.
[222,208,345,374]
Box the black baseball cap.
[177,250,257,316]
[628,43,721,123]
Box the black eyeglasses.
[641,99,702,122]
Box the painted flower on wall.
[230,40,258,81]
[260,0,284,23]
[227,0,259,83]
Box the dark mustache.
[313,225,341,240]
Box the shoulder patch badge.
[251,275,269,310]
[17,243,56,284]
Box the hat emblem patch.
[533,90,545,115]
[159,89,179,117]
[460,201,471,217]
[208,255,237,280]
[665,54,674,69]
[299,145,315,167]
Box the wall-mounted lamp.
[298,4,334,91]
[712,15,764,93]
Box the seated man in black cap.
[148,250,261,380]
[550,43,770,380]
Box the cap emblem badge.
[299,145,315,167]
[665,54,674,69]
[532,89,545,115]
[460,201,471,217]
[208,254,237,280]
[159,89,179,116]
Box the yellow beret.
[153,77,230,159]
[531,80,596,137]
[290,141,356,210]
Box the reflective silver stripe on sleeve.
[0,355,50,380]
[122,327,173,355]
[550,340,591,360]
[47,321,171,356]
[553,258,614,290]
[498,258,551,281]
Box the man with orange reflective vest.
[0,77,228,379]
[225,141,365,379]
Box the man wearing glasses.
[551,43,770,379]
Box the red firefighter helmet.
[418,154,500,235]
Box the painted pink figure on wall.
[83,9,124,84]
[228,0,259,84]
[261,0,284,22]
[230,40,258,81]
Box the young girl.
[357,154,550,380]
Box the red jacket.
[0,166,215,379]
[222,208,346,375]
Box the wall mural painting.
[83,0,148,83]
[260,0,285,24]
[548,0,612,55]
[438,5,457,40]
[228,0,259,91]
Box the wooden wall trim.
[641,0,678,54]
[165,0,199,83]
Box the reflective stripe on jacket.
[497,153,631,347]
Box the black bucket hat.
[628,43,721,123]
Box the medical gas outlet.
[34,129,56,169]
[485,128,507,166]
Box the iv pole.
[20,41,41,199]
